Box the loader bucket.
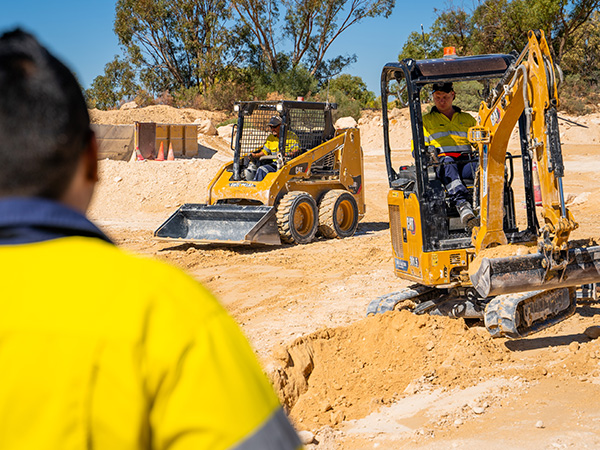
[154,204,281,245]
[470,245,600,297]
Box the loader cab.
[380,53,541,260]
[230,101,337,182]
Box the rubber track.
[366,285,437,315]
[484,289,576,339]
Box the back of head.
[0,29,90,199]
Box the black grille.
[236,102,332,160]
[389,204,404,258]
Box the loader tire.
[277,191,318,244]
[318,190,359,239]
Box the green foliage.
[397,0,600,113]
[250,61,319,100]
[114,0,244,94]
[561,11,600,85]
[310,89,362,121]
[327,74,376,108]
[398,30,441,60]
[199,81,254,110]
[452,81,487,112]
[92,0,396,110]
[85,56,138,109]
[559,74,600,115]
[233,0,395,81]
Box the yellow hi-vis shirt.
[0,236,300,450]
[422,107,476,157]
[260,131,300,157]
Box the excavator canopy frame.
[380,53,540,253]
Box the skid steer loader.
[367,30,600,338]
[155,100,365,245]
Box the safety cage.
[230,101,336,181]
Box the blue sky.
[1,0,444,95]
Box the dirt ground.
[89,106,600,449]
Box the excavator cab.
[379,53,538,280]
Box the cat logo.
[290,163,308,175]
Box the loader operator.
[250,115,301,181]
[423,82,477,229]
[0,29,301,450]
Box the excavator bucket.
[154,204,281,245]
[470,245,600,297]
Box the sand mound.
[90,104,228,125]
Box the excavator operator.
[250,115,301,181]
[423,82,477,229]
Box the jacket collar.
[0,197,112,245]
[430,105,462,115]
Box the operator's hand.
[427,146,440,163]
[249,151,261,162]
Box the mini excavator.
[155,101,365,245]
[368,30,600,338]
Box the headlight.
[276,104,283,112]
[233,104,240,112]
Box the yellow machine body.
[155,101,365,245]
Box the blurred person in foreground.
[0,28,301,450]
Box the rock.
[454,418,463,426]
[217,124,234,141]
[297,430,315,445]
[194,118,218,136]
[584,326,600,339]
[334,117,358,129]
[472,406,486,414]
[120,101,138,110]
[569,341,580,353]
[330,409,344,425]
[571,192,590,206]
[535,420,545,428]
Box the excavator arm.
[469,30,600,306]
[471,30,576,257]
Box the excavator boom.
[468,30,600,300]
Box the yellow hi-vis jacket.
[0,201,300,450]
[422,107,476,158]
[260,131,300,157]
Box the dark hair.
[0,29,91,199]
[431,82,454,93]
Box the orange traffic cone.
[135,146,144,161]
[167,143,175,161]
[156,142,165,161]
